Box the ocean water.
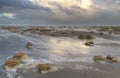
[0,29,120,78]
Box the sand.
[21,61,120,78]
[0,26,120,78]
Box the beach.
[21,61,120,78]
[0,26,120,78]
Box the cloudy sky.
[0,0,120,25]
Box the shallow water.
[0,29,120,78]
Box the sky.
[0,0,120,25]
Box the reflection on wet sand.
[47,37,90,55]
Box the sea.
[0,28,120,78]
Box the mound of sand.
[4,59,21,69]
[13,52,31,61]
[38,64,58,74]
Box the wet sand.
[22,69,120,78]
[0,26,120,78]
[21,61,120,78]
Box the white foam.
[6,70,24,78]
[77,57,94,63]
[2,56,38,78]
[50,67,59,72]
[5,64,24,78]
[0,30,12,40]
[74,65,102,72]
[3,56,59,78]
[20,59,36,65]
[39,58,54,64]
[41,70,48,74]
[51,57,94,63]
[95,37,120,45]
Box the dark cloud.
[0,0,120,25]
[0,0,37,9]
[0,0,51,13]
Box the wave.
[0,30,13,40]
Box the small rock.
[94,56,107,62]
[78,34,94,40]
[99,32,103,35]
[106,55,119,62]
[26,42,33,49]
[84,41,94,46]
[94,55,120,63]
